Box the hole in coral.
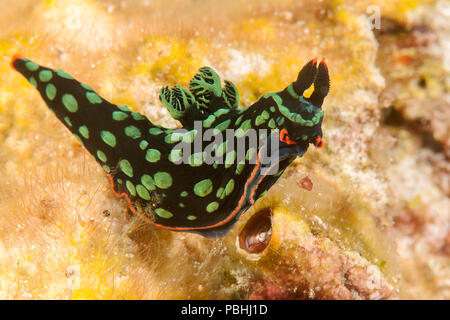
[382,106,444,153]
[418,77,427,88]
[238,208,273,254]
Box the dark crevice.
[382,106,444,153]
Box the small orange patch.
[280,129,296,145]
[298,176,313,191]
[314,136,324,149]
[10,54,24,70]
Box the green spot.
[214,108,230,117]
[240,119,251,131]
[55,69,73,79]
[136,184,151,200]
[268,118,277,129]
[276,116,285,126]
[215,141,227,158]
[117,105,130,112]
[182,130,197,144]
[216,119,231,131]
[164,132,183,144]
[131,112,146,121]
[179,203,185,208]
[145,149,161,163]
[262,110,270,120]
[102,165,110,173]
[120,159,133,178]
[25,61,39,71]
[39,70,53,82]
[187,215,196,221]
[86,92,102,104]
[81,83,93,91]
[154,172,172,189]
[149,127,164,135]
[73,134,83,145]
[216,187,225,200]
[194,179,213,197]
[203,114,216,128]
[255,115,265,126]
[246,148,256,161]
[155,208,173,219]
[168,148,183,164]
[270,106,276,112]
[141,174,156,191]
[117,178,123,184]
[206,202,219,213]
[78,125,89,139]
[180,191,188,197]
[139,140,149,150]
[96,150,107,162]
[235,128,247,138]
[112,111,128,121]
[46,84,57,100]
[224,151,236,169]
[125,125,141,139]
[126,180,136,196]
[189,152,203,167]
[225,179,235,196]
[235,114,244,126]
[62,94,78,112]
[29,77,37,88]
[100,130,116,147]
[64,116,72,127]
[236,162,245,175]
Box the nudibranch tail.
[11,56,159,199]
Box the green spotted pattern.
[112,111,128,121]
[141,174,156,191]
[206,202,219,213]
[29,77,37,88]
[120,159,134,177]
[39,70,53,82]
[86,92,102,104]
[96,150,107,162]
[100,130,116,147]
[155,208,173,219]
[78,125,89,139]
[146,149,161,163]
[13,57,328,237]
[194,179,213,197]
[154,172,172,189]
[46,84,57,100]
[126,180,136,196]
[125,125,141,139]
[136,184,151,200]
[62,94,78,112]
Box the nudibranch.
[11,55,329,237]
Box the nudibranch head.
[276,58,329,153]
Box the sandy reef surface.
[0,0,448,299]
